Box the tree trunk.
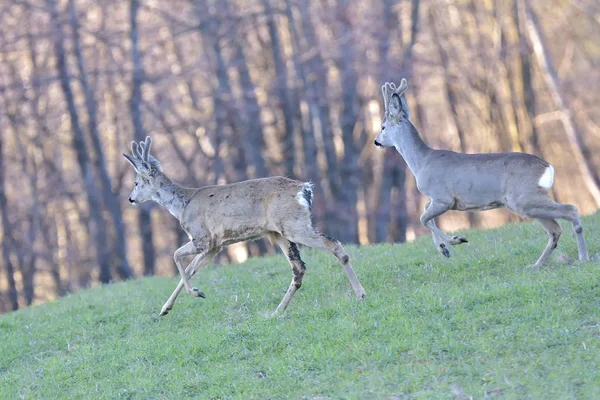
[297,4,339,230]
[390,153,409,243]
[224,0,268,180]
[512,0,540,156]
[130,0,156,276]
[40,210,65,297]
[26,33,64,297]
[523,0,600,206]
[284,0,320,184]
[0,122,19,311]
[263,0,299,178]
[69,0,134,280]
[376,153,409,243]
[48,0,111,284]
[2,67,38,306]
[10,128,37,305]
[375,0,420,242]
[337,55,360,244]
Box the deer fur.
[374,79,588,266]
[124,137,366,316]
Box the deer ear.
[389,93,402,117]
[123,153,140,172]
[123,153,150,175]
[400,95,410,120]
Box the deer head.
[123,136,163,204]
[374,79,411,148]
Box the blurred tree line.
[1,0,599,312]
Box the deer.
[374,79,588,267]
[123,136,366,317]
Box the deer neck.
[152,173,195,221]
[393,121,431,175]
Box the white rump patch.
[296,192,310,209]
[296,182,314,210]
[538,165,554,189]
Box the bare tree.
[130,0,156,276]
[0,117,19,311]
[523,0,600,207]
[263,0,300,178]
[227,0,268,179]
[68,0,134,279]
[284,0,320,184]
[48,0,112,283]
[296,2,340,227]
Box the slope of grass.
[1,213,599,399]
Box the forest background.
[1,0,599,312]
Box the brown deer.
[374,79,588,266]
[124,137,366,316]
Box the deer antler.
[381,79,409,113]
[131,141,141,160]
[125,136,162,173]
[395,78,408,96]
[382,82,395,111]
[139,136,152,163]
[131,136,152,162]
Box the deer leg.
[555,204,589,262]
[285,228,366,300]
[514,197,588,263]
[319,235,367,299]
[445,233,469,245]
[575,223,589,262]
[173,241,204,298]
[160,248,220,317]
[271,235,306,317]
[423,200,443,247]
[420,200,452,257]
[532,218,562,267]
[424,200,468,246]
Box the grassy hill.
[1,213,599,399]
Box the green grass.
[1,214,600,399]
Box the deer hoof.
[192,287,206,298]
[439,244,450,258]
[451,235,468,245]
[159,308,171,317]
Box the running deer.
[124,137,366,316]
[374,79,588,266]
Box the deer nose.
[128,197,135,203]
[374,139,382,147]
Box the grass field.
[1,213,599,399]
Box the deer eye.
[381,126,385,130]
[134,182,138,187]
